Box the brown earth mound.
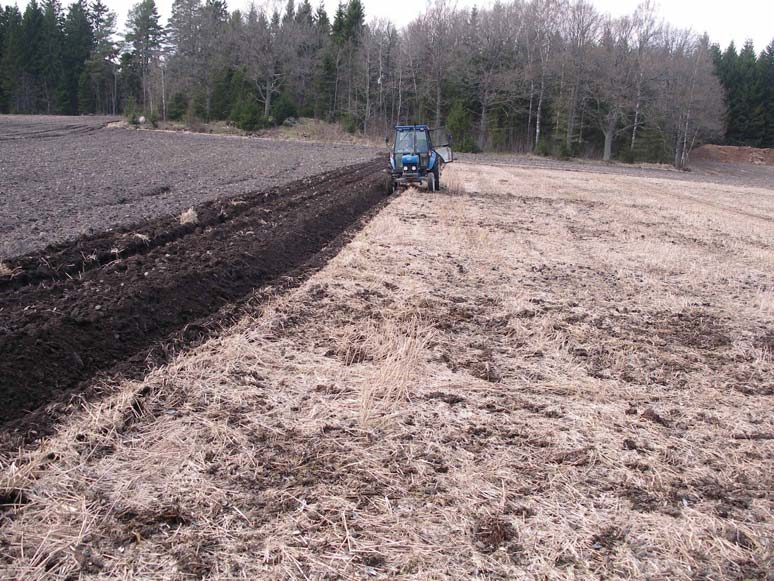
[0,158,388,429]
[691,144,774,165]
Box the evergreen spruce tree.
[60,0,93,114]
[313,3,330,35]
[732,40,760,143]
[759,41,774,147]
[78,0,117,114]
[331,3,345,45]
[20,0,45,112]
[125,0,164,113]
[1,7,23,112]
[282,0,295,24]
[296,0,313,27]
[343,0,364,44]
[40,0,64,113]
[0,7,11,111]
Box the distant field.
[0,115,379,258]
[3,158,772,579]
[457,150,774,190]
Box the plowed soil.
[0,115,379,258]
[0,157,388,429]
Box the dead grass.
[354,317,434,427]
[0,261,22,278]
[259,117,380,146]
[2,161,773,579]
[178,207,198,225]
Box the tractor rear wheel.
[384,173,395,195]
[433,163,441,190]
[427,171,436,192]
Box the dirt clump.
[473,516,518,554]
[641,407,672,427]
[426,391,466,405]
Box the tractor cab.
[388,125,453,192]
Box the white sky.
[7,0,774,52]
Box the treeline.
[1,0,770,165]
[0,0,118,115]
[713,40,774,148]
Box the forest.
[1,0,773,165]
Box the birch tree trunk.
[478,100,487,150]
[264,77,272,116]
[535,74,545,147]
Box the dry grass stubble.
[179,207,199,225]
[1,162,773,579]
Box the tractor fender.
[428,151,438,170]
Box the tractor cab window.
[415,131,429,153]
[394,129,431,154]
[395,131,414,153]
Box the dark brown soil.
[691,144,774,166]
[0,157,390,432]
[0,115,379,258]
[473,515,518,554]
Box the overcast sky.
[7,0,774,52]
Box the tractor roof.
[395,125,429,131]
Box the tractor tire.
[433,163,441,190]
[386,177,395,195]
[427,171,436,192]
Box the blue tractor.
[387,125,453,193]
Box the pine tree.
[125,0,164,113]
[168,0,203,99]
[60,0,93,114]
[731,40,760,143]
[343,0,364,44]
[758,40,774,147]
[331,3,345,45]
[313,3,330,35]
[78,0,117,113]
[19,0,46,112]
[40,0,64,113]
[296,0,313,27]
[0,7,12,111]
[282,0,295,24]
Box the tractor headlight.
[412,165,417,171]
[403,166,408,171]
